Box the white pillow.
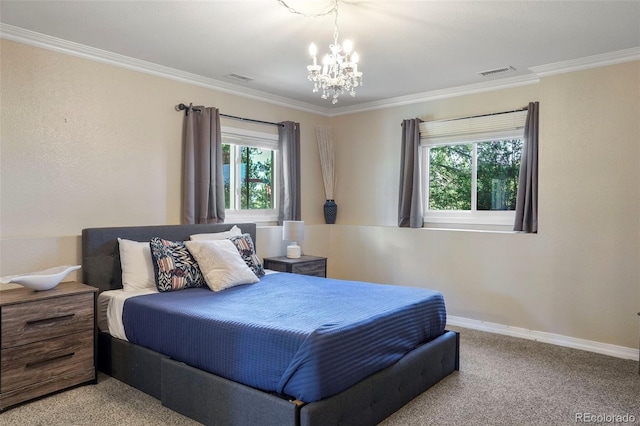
[117,238,157,291]
[185,239,259,292]
[190,225,242,241]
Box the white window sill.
[225,210,278,226]
[423,222,518,233]
[423,210,518,232]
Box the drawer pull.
[26,314,75,327]
[26,352,75,369]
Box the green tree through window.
[429,144,472,210]
[224,144,274,210]
[428,139,522,211]
[240,147,273,209]
[477,139,522,210]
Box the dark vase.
[324,199,337,224]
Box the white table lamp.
[283,220,305,258]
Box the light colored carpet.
[1,327,638,425]
[0,372,200,426]
[382,327,640,426]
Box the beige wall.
[1,39,638,350]
[0,39,330,276]
[329,61,640,349]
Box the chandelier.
[278,0,362,104]
[306,0,362,104]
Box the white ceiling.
[1,1,639,114]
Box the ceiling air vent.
[478,66,516,77]
[226,73,253,83]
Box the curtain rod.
[175,103,283,128]
[441,106,529,123]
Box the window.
[420,110,526,228]
[222,127,278,223]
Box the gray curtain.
[398,118,423,228]
[514,102,539,233]
[277,121,301,224]
[182,105,225,224]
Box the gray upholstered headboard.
[81,223,257,293]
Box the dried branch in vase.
[315,125,337,200]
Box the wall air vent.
[478,66,516,77]
[226,73,253,82]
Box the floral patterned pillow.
[228,234,265,277]
[149,237,205,292]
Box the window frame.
[421,129,525,229]
[222,126,279,225]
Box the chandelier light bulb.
[352,51,359,63]
[343,39,353,54]
[309,43,317,57]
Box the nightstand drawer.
[1,293,94,349]
[265,261,288,273]
[263,255,327,278]
[291,262,326,277]
[1,330,94,393]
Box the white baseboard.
[447,315,640,361]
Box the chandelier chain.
[276,0,337,18]
[333,0,339,45]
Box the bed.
[82,223,459,426]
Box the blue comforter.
[122,273,446,402]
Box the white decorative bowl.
[0,265,81,291]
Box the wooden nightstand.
[0,281,97,411]
[263,255,327,278]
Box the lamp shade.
[283,221,305,243]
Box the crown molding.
[329,47,640,116]
[0,23,332,116]
[529,47,640,77]
[327,74,540,116]
[2,23,638,118]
